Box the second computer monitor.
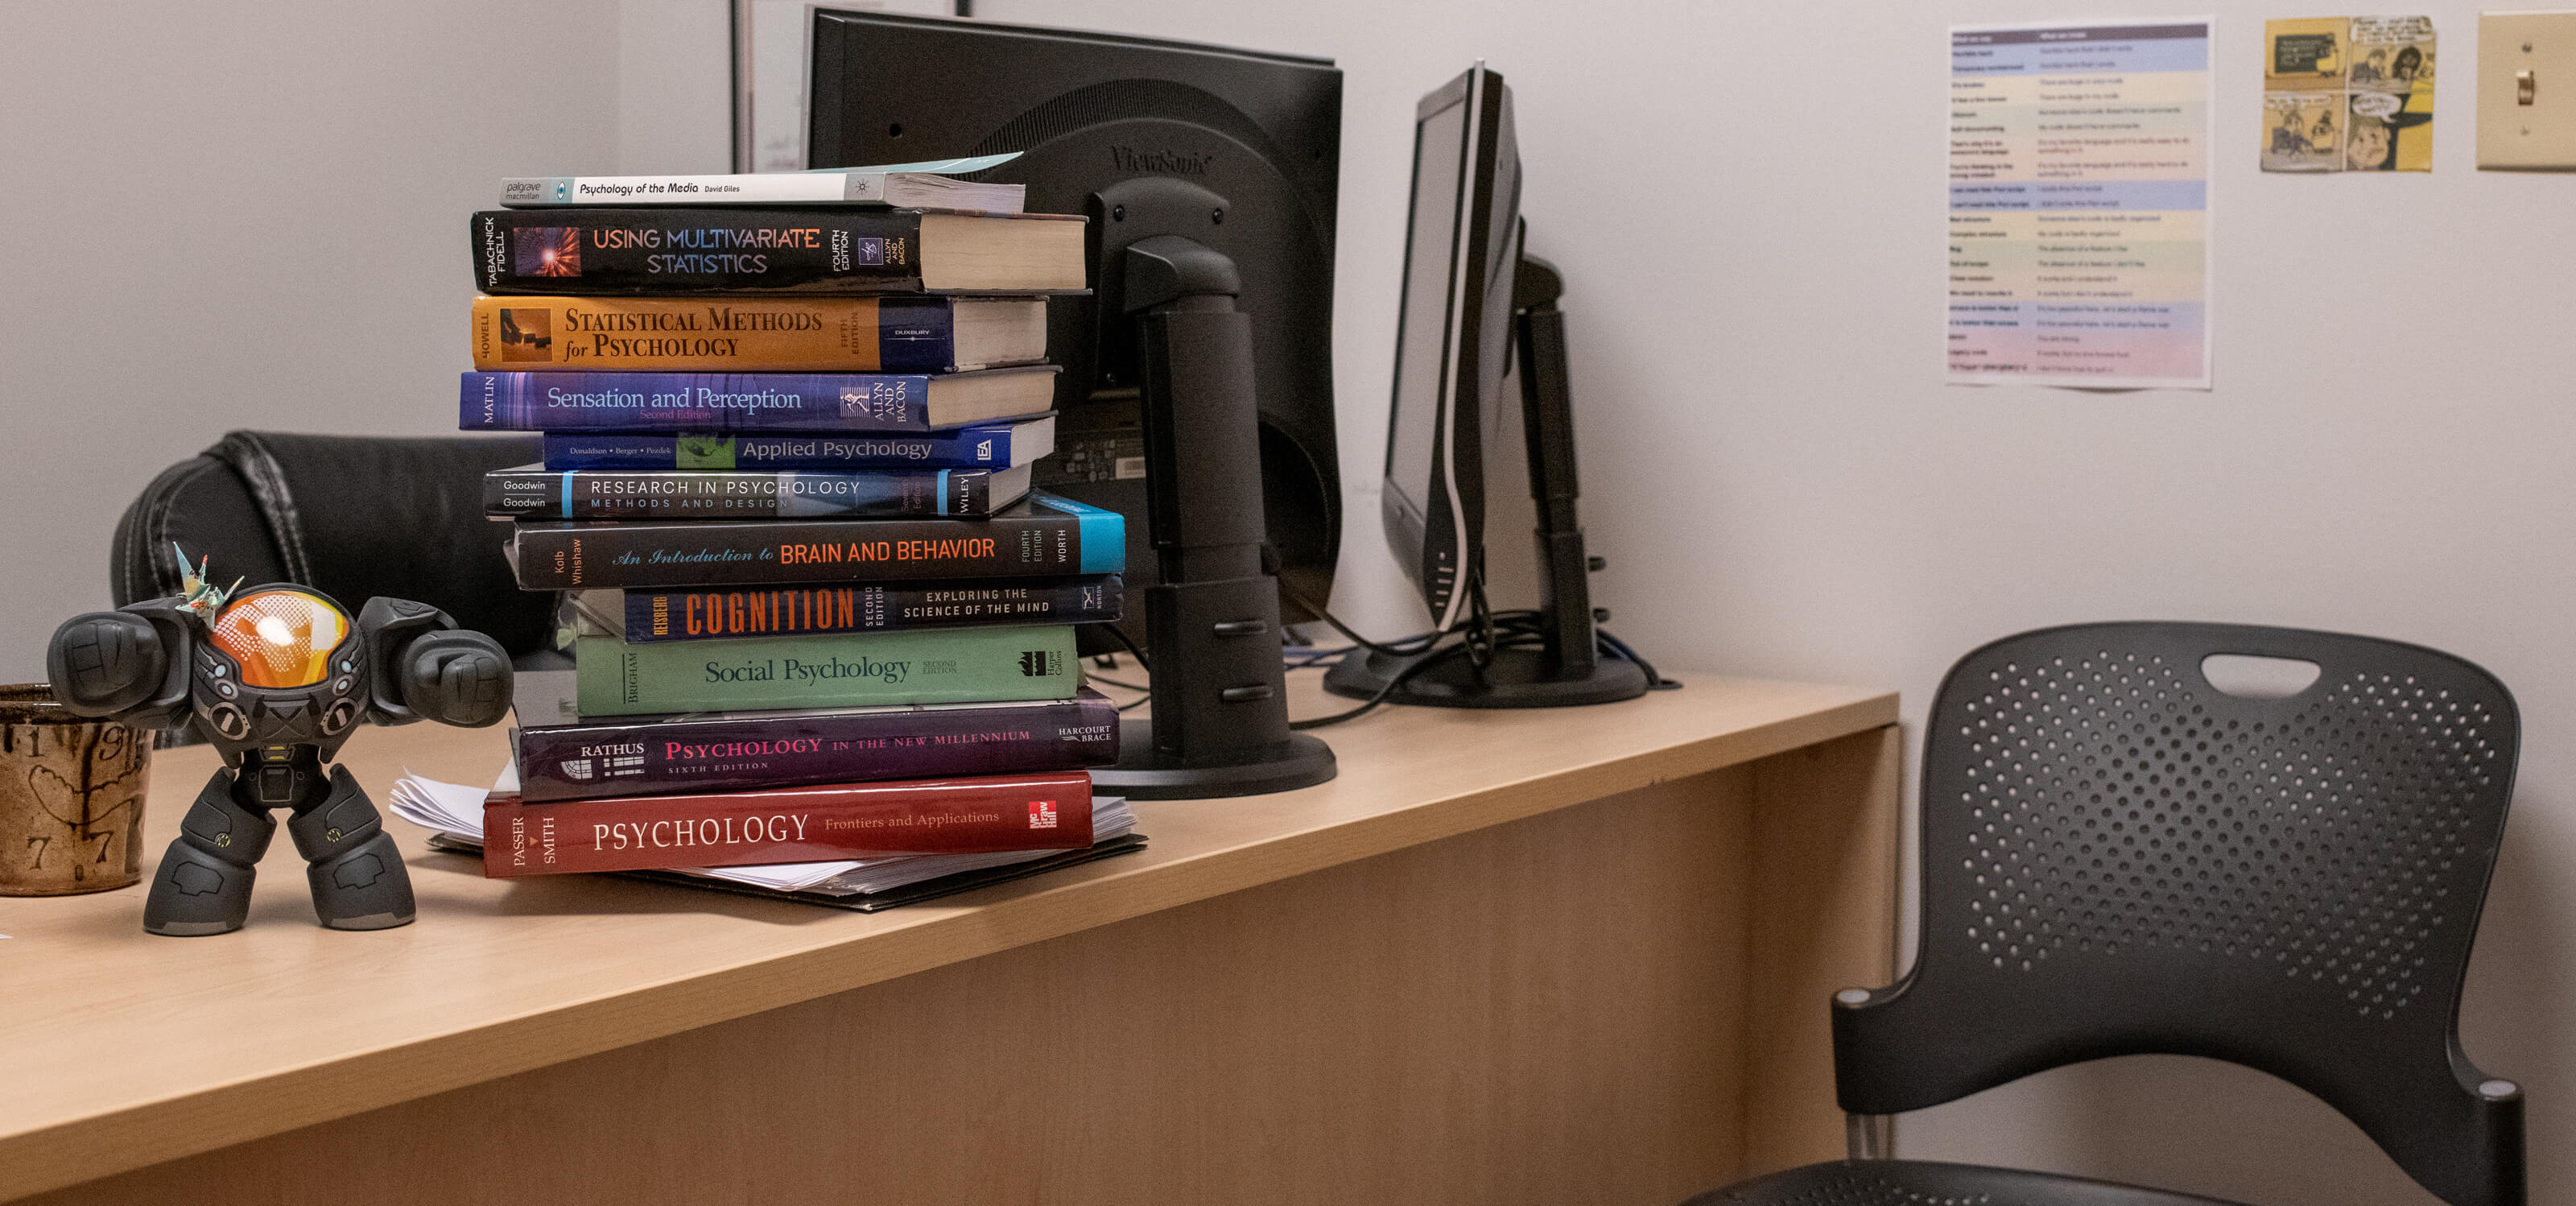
[805,10,1346,639]
[1383,64,1519,634]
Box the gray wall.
[6,3,2568,1202]
[976,3,2572,1203]
[0,0,725,673]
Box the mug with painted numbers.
[0,684,151,895]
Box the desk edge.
[0,688,1897,1200]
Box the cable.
[1090,621,1153,672]
[1083,667,1153,712]
[1596,628,1682,690]
[1283,646,1356,670]
[1280,582,1444,658]
[1458,572,1499,670]
[1289,640,1476,730]
[1100,588,1680,729]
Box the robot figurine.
[47,549,511,935]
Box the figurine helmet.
[195,588,368,744]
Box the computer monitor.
[807,11,1342,794]
[1382,64,1518,635]
[1325,64,1648,708]
[806,11,1344,639]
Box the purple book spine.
[510,689,1121,803]
[459,370,934,433]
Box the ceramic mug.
[0,684,151,895]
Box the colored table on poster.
[1948,21,2212,389]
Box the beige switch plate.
[2481,10,2576,167]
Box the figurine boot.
[142,769,276,936]
[287,765,415,931]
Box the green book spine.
[572,624,1080,717]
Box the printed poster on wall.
[1949,20,2214,389]
[2261,16,2435,172]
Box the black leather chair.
[1692,622,2524,1206]
[113,431,549,656]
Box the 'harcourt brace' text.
[705,656,912,684]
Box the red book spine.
[481,771,1092,878]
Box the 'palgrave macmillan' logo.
[1019,650,1062,678]
[1029,799,1058,829]
[1109,145,1216,176]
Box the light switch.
[2480,11,2576,167]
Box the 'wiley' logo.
[1109,145,1216,176]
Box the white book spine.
[500,173,885,207]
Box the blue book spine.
[543,420,1044,471]
[461,371,942,433]
[876,295,963,374]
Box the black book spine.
[509,511,1100,589]
[473,208,927,295]
[615,576,1123,641]
[511,690,1123,802]
[484,466,995,520]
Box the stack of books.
[400,165,1141,908]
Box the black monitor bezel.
[1383,64,1515,634]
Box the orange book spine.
[471,295,894,372]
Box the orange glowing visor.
[207,589,351,688]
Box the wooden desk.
[0,673,1897,1206]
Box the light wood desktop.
[0,672,1897,1206]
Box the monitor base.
[1321,646,1649,709]
[1092,720,1338,799]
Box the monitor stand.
[1087,228,1335,797]
[1323,248,1649,709]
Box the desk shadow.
[37,891,374,944]
[411,846,837,926]
[22,882,159,944]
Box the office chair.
[1690,622,2524,1206]
[112,430,549,657]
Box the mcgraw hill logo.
[1018,650,1062,677]
[1109,145,1215,176]
[1029,799,1058,830]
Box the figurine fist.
[47,611,167,716]
[394,630,510,729]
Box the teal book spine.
[572,624,1080,717]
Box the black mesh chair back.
[111,431,549,656]
[1832,622,2523,1206]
